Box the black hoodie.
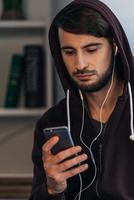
[29,0,134,200]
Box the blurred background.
[0,0,133,199]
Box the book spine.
[23,45,45,107]
[4,54,23,108]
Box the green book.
[1,0,24,20]
[4,54,23,108]
[3,0,23,11]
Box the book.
[1,0,25,20]
[23,45,45,107]
[4,54,24,108]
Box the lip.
[75,73,95,81]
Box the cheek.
[104,51,112,68]
[62,55,74,74]
[96,51,112,72]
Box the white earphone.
[115,46,118,56]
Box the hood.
[49,0,134,97]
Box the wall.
[52,0,72,16]
[0,0,51,189]
[101,0,134,53]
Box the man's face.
[58,28,113,92]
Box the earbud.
[114,46,118,56]
[130,134,134,141]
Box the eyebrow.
[61,43,103,50]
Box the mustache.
[73,69,97,75]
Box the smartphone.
[43,126,74,155]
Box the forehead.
[58,28,108,47]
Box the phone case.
[43,126,74,154]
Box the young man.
[29,0,134,199]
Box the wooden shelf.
[0,108,48,117]
[0,175,32,198]
[0,173,33,178]
[0,20,47,28]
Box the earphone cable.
[74,52,116,199]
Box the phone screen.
[43,126,74,154]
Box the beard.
[70,57,114,93]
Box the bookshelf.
[0,19,53,111]
[0,0,52,198]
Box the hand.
[42,136,88,194]
[42,136,88,195]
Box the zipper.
[84,101,106,198]
[95,121,108,199]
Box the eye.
[63,50,75,56]
[65,51,74,55]
[86,48,98,53]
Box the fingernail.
[77,146,82,151]
[84,164,88,169]
[83,154,88,159]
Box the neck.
[84,76,124,123]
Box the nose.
[75,52,88,70]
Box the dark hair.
[55,5,113,42]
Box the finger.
[59,154,88,171]
[54,146,82,163]
[42,136,59,159]
[64,163,89,179]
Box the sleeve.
[28,122,65,200]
